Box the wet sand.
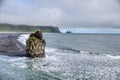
[0,33,26,57]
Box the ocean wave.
[106,54,120,59]
[59,47,80,53]
[17,34,29,46]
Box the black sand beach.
[0,33,26,57]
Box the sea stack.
[26,29,46,58]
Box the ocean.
[0,33,120,80]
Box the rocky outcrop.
[26,29,46,58]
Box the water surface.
[0,33,120,80]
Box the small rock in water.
[89,52,93,54]
[26,29,46,58]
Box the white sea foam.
[106,54,120,59]
[0,55,10,62]
[80,50,90,54]
[17,34,29,46]
[0,55,26,62]
[8,57,27,62]
[45,47,57,53]
[0,55,28,68]
[12,62,28,68]
[10,57,28,69]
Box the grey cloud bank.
[0,0,120,28]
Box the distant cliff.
[0,23,60,33]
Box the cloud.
[0,0,120,28]
[0,0,63,26]
[0,0,3,6]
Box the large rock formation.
[26,29,46,58]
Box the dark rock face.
[26,29,46,58]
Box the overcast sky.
[0,0,120,28]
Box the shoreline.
[0,33,26,57]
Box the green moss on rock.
[29,36,37,42]
[26,29,46,58]
[42,39,46,45]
